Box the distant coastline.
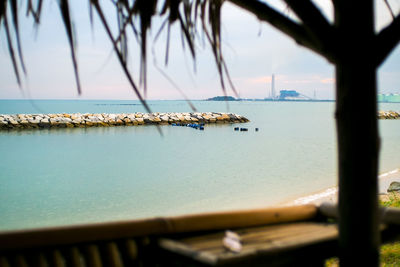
[206,96,335,102]
[206,95,400,103]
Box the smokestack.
[271,74,275,99]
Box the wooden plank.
[196,224,336,256]
[0,205,317,250]
[65,247,84,267]
[84,245,102,267]
[14,254,28,267]
[50,250,65,267]
[0,256,10,267]
[158,239,219,265]
[166,205,317,233]
[181,223,333,251]
[159,222,338,265]
[103,242,123,267]
[121,239,138,263]
[38,253,49,267]
[237,226,337,254]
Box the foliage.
[381,192,400,208]
[325,242,400,266]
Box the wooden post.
[334,0,380,265]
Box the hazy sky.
[0,0,399,100]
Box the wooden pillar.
[334,0,380,265]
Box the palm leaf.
[90,0,152,114]
[2,0,241,101]
[3,3,21,86]
[58,0,82,95]
[10,0,27,74]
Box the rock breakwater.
[378,111,400,119]
[0,112,249,130]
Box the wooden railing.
[0,204,399,266]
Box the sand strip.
[283,168,400,206]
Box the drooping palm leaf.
[58,0,82,95]
[3,2,21,86]
[26,0,43,24]
[1,0,243,103]
[9,0,26,75]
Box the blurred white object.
[223,230,242,253]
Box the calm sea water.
[0,100,399,230]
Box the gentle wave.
[292,187,338,205]
[290,168,400,205]
[379,168,399,178]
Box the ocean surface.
[0,99,399,231]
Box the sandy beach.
[283,168,400,206]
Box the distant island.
[206,96,237,101]
[205,91,400,103]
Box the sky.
[0,0,399,100]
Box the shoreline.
[282,168,400,206]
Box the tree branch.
[376,14,400,66]
[283,0,335,55]
[227,0,335,62]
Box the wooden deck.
[158,222,338,266]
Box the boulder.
[388,181,400,192]
[136,118,144,124]
[161,115,169,122]
[153,117,162,122]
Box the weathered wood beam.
[0,205,317,251]
[227,0,335,62]
[376,14,400,66]
[320,203,400,226]
[283,0,336,59]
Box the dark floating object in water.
[172,123,204,131]
[240,128,248,131]
[255,128,259,132]
[234,127,239,131]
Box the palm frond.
[3,2,21,86]
[9,0,26,74]
[58,0,82,94]
[1,0,239,101]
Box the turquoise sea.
[0,100,399,230]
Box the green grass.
[381,192,400,208]
[325,193,400,266]
[381,242,400,266]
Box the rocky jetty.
[378,111,400,119]
[0,112,249,130]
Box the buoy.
[255,128,259,132]
[234,127,239,131]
